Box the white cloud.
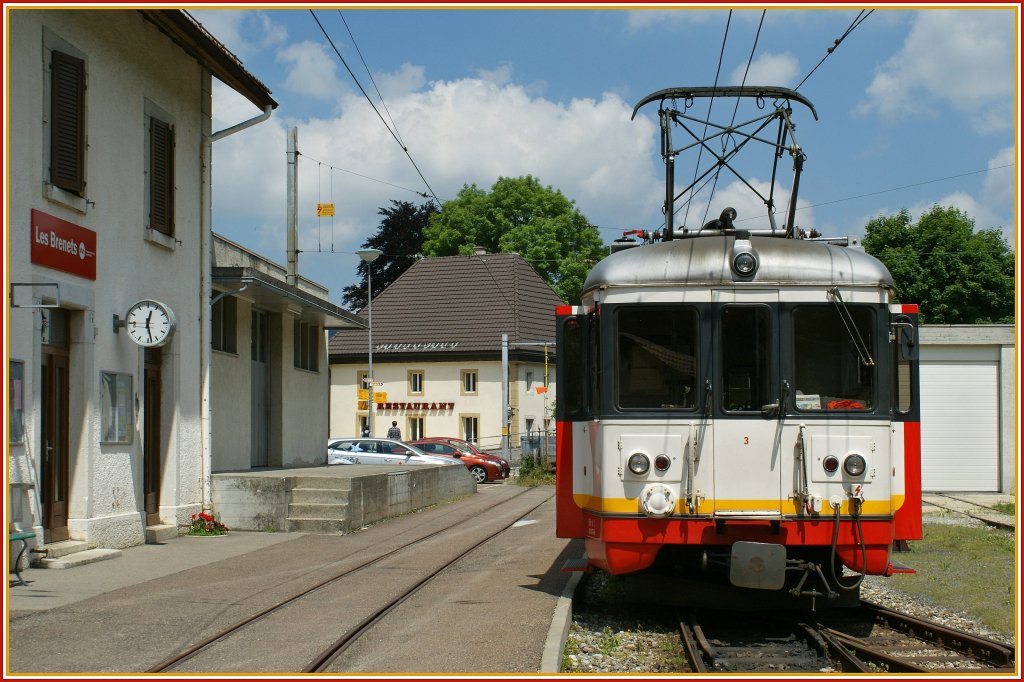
[278,41,349,102]
[983,146,1016,207]
[730,52,799,88]
[858,10,1015,133]
[188,10,287,62]
[209,71,664,293]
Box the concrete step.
[145,524,177,544]
[289,477,352,491]
[289,487,350,505]
[31,540,95,561]
[288,503,348,520]
[286,517,351,534]
[37,548,123,569]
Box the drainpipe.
[201,102,273,514]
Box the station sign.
[30,209,97,280]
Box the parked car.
[326,438,458,467]
[409,438,509,483]
[427,437,512,478]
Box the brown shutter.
[149,117,174,235]
[50,51,85,194]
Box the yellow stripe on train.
[573,494,905,516]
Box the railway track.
[925,494,1015,532]
[148,486,551,673]
[676,602,1016,673]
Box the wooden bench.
[9,531,35,586]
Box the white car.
[327,437,458,467]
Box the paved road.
[7,484,581,675]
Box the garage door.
[919,361,999,491]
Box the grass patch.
[889,523,1016,635]
[992,501,1015,515]
[514,453,556,487]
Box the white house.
[328,253,564,457]
[6,9,277,552]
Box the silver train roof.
[583,236,895,294]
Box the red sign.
[30,209,97,280]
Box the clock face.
[125,300,176,347]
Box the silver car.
[327,437,458,467]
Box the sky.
[30,5,1024,307]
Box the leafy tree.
[341,200,438,310]
[862,206,1014,324]
[421,175,606,303]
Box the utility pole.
[286,126,298,286]
[501,334,509,460]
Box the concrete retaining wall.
[211,465,475,534]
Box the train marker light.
[843,454,867,476]
[654,454,671,471]
[627,453,650,475]
[823,455,840,473]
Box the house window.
[100,372,133,443]
[408,417,425,440]
[462,415,479,445]
[358,414,369,437]
[408,370,424,395]
[461,370,478,395]
[9,361,25,443]
[526,371,535,391]
[148,115,175,236]
[50,50,86,195]
[293,320,319,371]
[211,295,237,353]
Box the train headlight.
[627,453,650,475]
[731,238,759,277]
[823,455,840,473]
[843,454,867,477]
[654,455,671,472]
[733,251,757,275]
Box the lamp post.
[356,248,383,435]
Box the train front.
[555,233,922,606]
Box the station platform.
[210,461,476,534]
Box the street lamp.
[356,248,383,435]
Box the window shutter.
[150,117,174,235]
[50,51,85,194]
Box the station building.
[327,252,565,456]
[5,9,361,565]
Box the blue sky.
[188,6,1017,305]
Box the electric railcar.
[554,87,922,606]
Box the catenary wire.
[794,10,874,92]
[338,10,406,150]
[309,10,442,207]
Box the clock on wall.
[122,299,177,348]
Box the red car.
[428,437,512,479]
[409,438,509,483]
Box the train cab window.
[793,307,875,411]
[720,306,771,412]
[615,307,698,410]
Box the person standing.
[387,420,401,439]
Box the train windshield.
[792,306,875,411]
[615,307,699,410]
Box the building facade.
[211,235,363,472]
[918,324,1015,493]
[6,10,276,551]
[328,253,564,455]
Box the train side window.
[556,314,591,421]
[720,306,771,412]
[615,307,698,410]
[793,306,875,411]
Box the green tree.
[862,206,1014,324]
[421,175,606,303]
[341,200,438,310]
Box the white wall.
[7,10,208,546]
